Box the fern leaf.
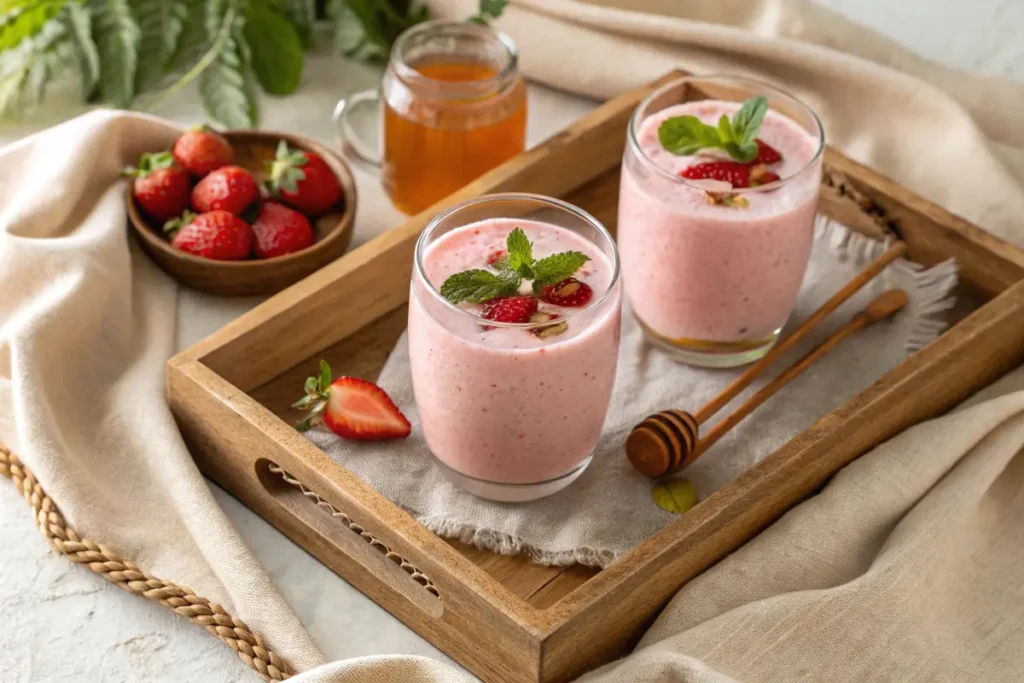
[89,0,139,106]
[131,0,186,91]
[0,10,65,115]
[197,0,252,128]
[1,0,65,51]
[59,0,98,93]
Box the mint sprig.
[440,227,590,305]
[658,96,769,163]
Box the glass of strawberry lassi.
[618,75,825,367]
[409,194,622,502]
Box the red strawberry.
[482,296,539,324]
[252,202,315,259]
[293,360,411,441]
[172,126,234,178]
[191,166,259,215]
[539,277,593,308]
[266,141,342,215]
[165,210,253,261]
[124,152,191,223]
[486,249,507,266]
[681,161,751,188]
[753,139,783,165]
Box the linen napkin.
[305,219,957,568]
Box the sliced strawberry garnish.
[681,161,751,188]
[486,248,507,266]
[753,139,783,165]
[539,277,593,307]
[293,361,410,441]
[482,296,538,323]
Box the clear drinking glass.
[618,75,825,367]
[334,20,527,215]
[409,194,622,502]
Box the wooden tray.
[167,71,1024,683]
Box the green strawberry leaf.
[318,359,332,391]
[440,269,520,304]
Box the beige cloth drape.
[2,0,1022,681]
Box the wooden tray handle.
[255,459,445,619]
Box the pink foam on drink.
[409,218,621,485]
[618,100,821,342]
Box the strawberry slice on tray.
[293,361,411,441]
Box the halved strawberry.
[482,296,538,323]
[681,161,751,188]
[539,277,593,307]
[749,165,781,187]
[293,360,410,441]
[753,139,783,165]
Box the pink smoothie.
[618,100,822,343]
[408,218,621,485]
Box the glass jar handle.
[332,90,382,176]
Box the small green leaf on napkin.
[652,478,698,514]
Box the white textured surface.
[2,3,1022,681]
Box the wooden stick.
[626,290,908,477]
[693,240,907,424]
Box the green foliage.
[242,0,302,95]
[0,0,503,126]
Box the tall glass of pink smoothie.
[409,194,622,502]
[618,75,825,367]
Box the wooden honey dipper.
[626,241,908,477]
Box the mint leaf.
[506,227,533,275]
[659,96,769,163]
[731,95,768,148]
[532,251,589,288]
[440,269,519,304]
[658,115,721,156]
[469,0,507,23]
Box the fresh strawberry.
[172,126,234,178]
[681,161,752,188]
[486,249,507,266]
[482,296,539,324]
[753,139,783,165]
[539,277,593,307]
[252,202,315,259]
[266,141,342,215]
[293,360,411,440]
[165,210,253,261]
[124,152,191,223]
[191,166,259,215]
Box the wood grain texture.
[166,69,1024,683]
[129,131,357,296]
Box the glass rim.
[627,74,825,194]
[390,19,519,99]
[413,193,621,330]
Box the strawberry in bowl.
[126,128,356,296]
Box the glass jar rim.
[390,20,520,100]
[627,74,826,194]
[413,193,621,330]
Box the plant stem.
[142,1,235,113]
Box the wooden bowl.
[128,130,357,296]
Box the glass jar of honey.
[334,20,527,215]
